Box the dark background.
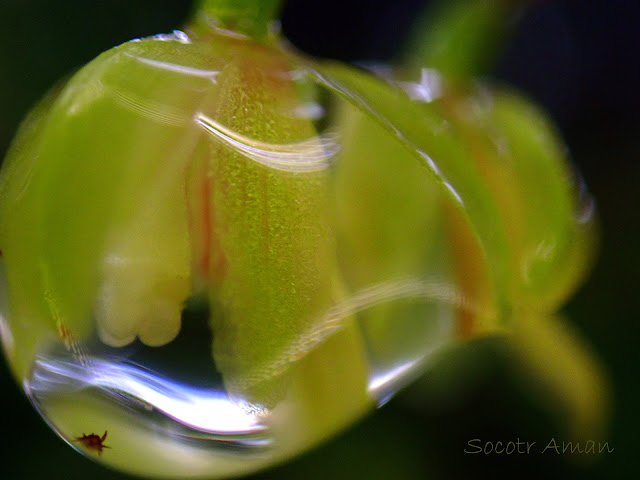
[0,1,638,479]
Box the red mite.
[75,431,111,455]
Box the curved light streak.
[196,113,338,172]
[27,355,267,442]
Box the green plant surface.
[0,0,613,478]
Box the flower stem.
[192,0,284,39]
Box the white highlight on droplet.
[196,113,339,172]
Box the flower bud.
[0,1,599,477]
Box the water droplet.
[0,37,485,478]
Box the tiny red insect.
[75,430,111,455]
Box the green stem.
[191,0,284,39]
[404,0,532,81]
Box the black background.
[0,1,638,479]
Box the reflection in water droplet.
[294,102,325,120]
[128,55,220,83]
[111,87,189,127]
[16,273,464,477]
[394,68,443,103]
[369,359,423,406]
[417,151,464,206]
[150,30,192,44]
[0,36,500,479]
[232,277,471,387]
[196,113,339,172]
[311,67,464,208]
[27,355,267,440]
